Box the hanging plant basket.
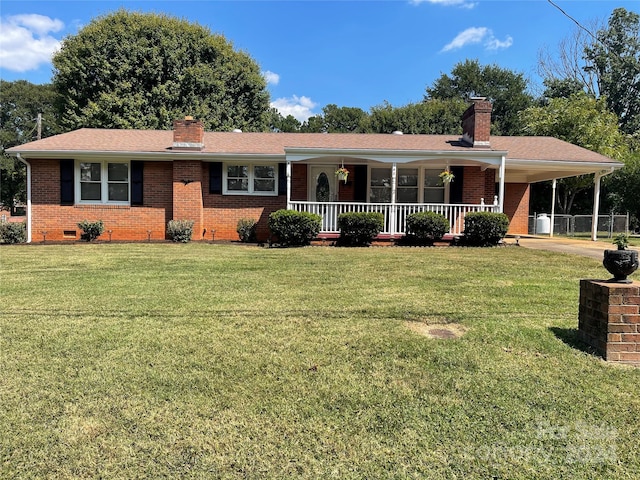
[336,167,349,184]
[439,169,455,184]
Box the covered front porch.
[283,147,507,238]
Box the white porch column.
[286,161,292,210]
[390,163,397,237]
[498,155,506,213]
[550,178,557,238]
[591,169,614,241]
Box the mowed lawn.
[1,243,639,479]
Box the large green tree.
[365,99,466,134]
[425,59,534,135]
[1,80,61,214]
[300,104,369,133]
[520,93,628,214]
[52,10,271,132]
[584,8,640,136]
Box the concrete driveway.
[514,236,615,260]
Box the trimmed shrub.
[462,212,510,246]
[167,219,194,243]
[337,212,384,247]
[0,222,27,244]
[77,219,105,242]
[405,211,450,245]
[237,218,258,243]
[268,210,321,247]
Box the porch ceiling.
[505,160,620,183]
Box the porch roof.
[8,129,622,181]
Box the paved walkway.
[514,236,614,260]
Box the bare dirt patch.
[405,321,466,339]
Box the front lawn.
[1,244,638,478]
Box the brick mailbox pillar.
[578,280,640,364]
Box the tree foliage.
[299,104,368,133]
[520,93,629,214]
[52,10,270,132]
[1,80,62,213]
[365,99,465,135]
[425,59,534,135]
[584,8,640,136]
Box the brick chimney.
[461,97,492,148]
[173,116,204,150]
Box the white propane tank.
[536,213,551,235]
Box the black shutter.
[449,166,464,204]
[209,162,223,194]
[131,161,144,206]
[354,165,368,202]
[278,163,286,196]
[60,159,74,205]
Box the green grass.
[1,243,639,479]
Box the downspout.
[591,168,615,242]
[16,153,32,243]
[550,178,557,238]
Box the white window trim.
[75,160,130,205]
[368,166,450,204]
[222,162,278,196]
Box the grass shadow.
[549,326,603,359]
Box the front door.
[308,165,337,202]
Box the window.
[370,168,391,203]
[78,161,129,204]
[397,168,418,203]
[224,164,277,195]
[423,169,445,203]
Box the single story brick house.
[7,99,622,243]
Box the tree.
[1,80,62,214]
[520,93,629,214]
[52,10,270,132]
[606,149,640,231]
[425,59,534,135]
[267,108,301,132]
[299,104,368,133]
[584,8,640,136]
[365,99,466,134]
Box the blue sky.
[0,0,636,122]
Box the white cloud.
[263,70,280,85]
[271,95,317,123]
[0,14,63,72]
[441,27,513,52]
[485,35,513,51]
[410,0,477,9]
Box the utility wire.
[547,0,599,43]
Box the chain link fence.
[528,213,629,237]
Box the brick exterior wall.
[461,166,496,204]
[578,280,640,364]
[29,159,173,242]
[173,160,204,240]
[27,157,529,242]
[504,183,530,235]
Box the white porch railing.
[290,200,498,236]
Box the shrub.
[405,211,450,245]
[0,222,27,244]
[462,212,510,246]
[268,210,321,247]
[77,220,105,242]
[167,219,194,243]
[237,218,258,243]
[337,212,384,247]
